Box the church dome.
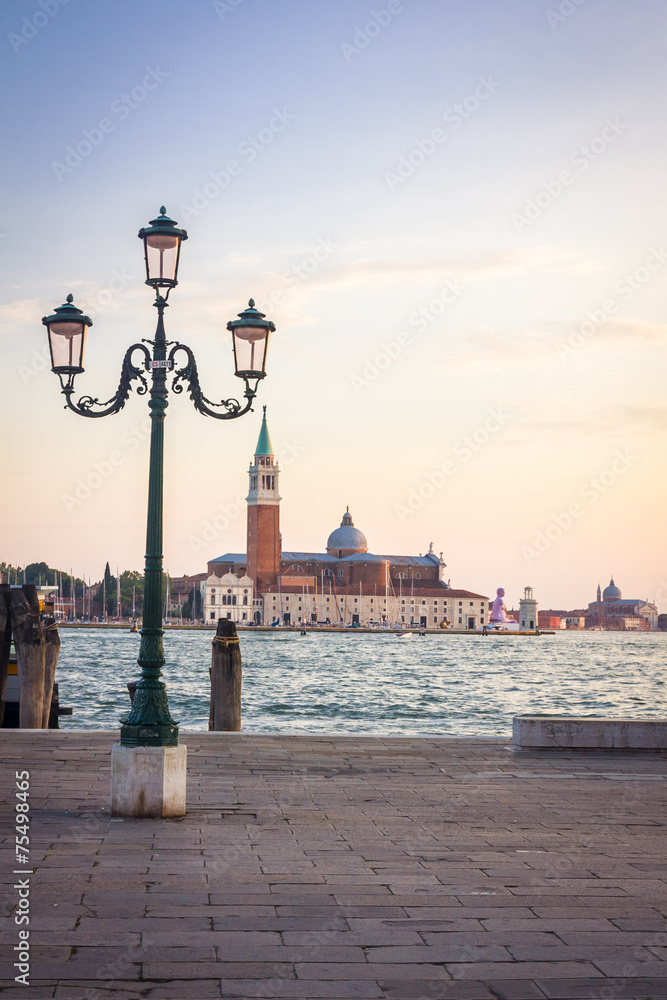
[603,578,622,601]
[326,508,367,555]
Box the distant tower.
[519,586,538,631]
[246,407,281,592]
[596,583,602,603]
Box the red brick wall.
[247,504,280,590]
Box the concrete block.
[111,743,187,817]
[513,716,667,749]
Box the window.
[338,549,343,558]
[416,573,421,579]
[433,617,437,623]
[458,617,462,623]
[470,601,473,607]
[338,570,345,578]
[210,596,215,605]
[459,601,462,606]
[396,572,407,580]
[210,612,215,620]
[243,596,248,605]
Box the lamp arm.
[62,343,152,417]
[168,342,255,419]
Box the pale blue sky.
[2,0,667,610]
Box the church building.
[585,578,657,630]
[204,409,489,627]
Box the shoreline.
[57,622,554,635]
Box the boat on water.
[394,631,414,639]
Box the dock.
[1,730,665,997]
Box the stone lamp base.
[111,744,187,817]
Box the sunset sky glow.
[2,0,667,611]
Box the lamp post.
[42,208,275,814]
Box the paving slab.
[0,730,666,998]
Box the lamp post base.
[111,743,187,818]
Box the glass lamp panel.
[49,321,87,370]
[145,233,179,283]
[233,325,268,374]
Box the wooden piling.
[41,617,61,728]
[210,618,242,731]
[0,585,11,727]
[9,586,46,728]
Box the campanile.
[246,407,281,591]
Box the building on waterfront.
[518,586,538,631]
[204,409,489,626]
[584,578,657,630]
[538,612,568,630]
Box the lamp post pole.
[120,294,176,747]
[42,209,275,809]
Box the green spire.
[255,405,273,456]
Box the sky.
[1,0,667,612]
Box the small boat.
[394,631,413,639]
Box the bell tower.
[246,407,281,592]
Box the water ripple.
[56,629,667,737]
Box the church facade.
[585,578,658,630]
[204,409,489,627]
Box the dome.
[602,578,622,601]
[326,508,367,555]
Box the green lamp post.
[42,208,275,749]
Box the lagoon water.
[56,629,667,737]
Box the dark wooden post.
[210,618,242,731]
[41,616,61,728]
[0,585,11,727]
[9,586,46,728]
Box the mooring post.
[210,618,242,731]
[9,586,46,728]
[41,616,61,728]
[0,585,11,727]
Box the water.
[55,629,667,737]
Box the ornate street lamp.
[42,295,93,393]
[42,208,275,753]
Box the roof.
[209,554,246,564]
[255,406,273,456]
[261,585,487,598]
[281,551,442,566]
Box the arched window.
[396,572,407,580]
[243,596,248,605]
[338,569,345,578]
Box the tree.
[120,570,143,617]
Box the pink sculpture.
[489,587,517,624]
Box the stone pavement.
[1,731,666,999]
